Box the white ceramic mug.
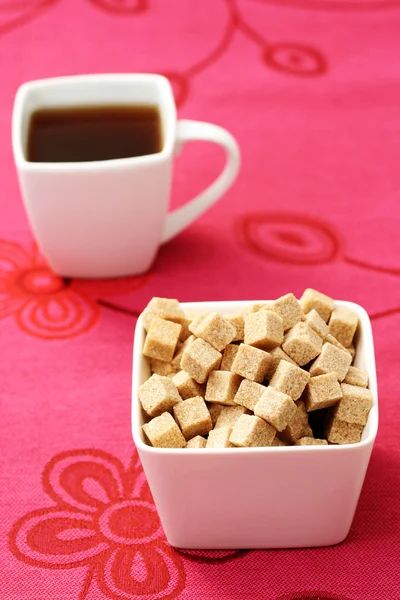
[12,74,240,278]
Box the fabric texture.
[1,1,399,598]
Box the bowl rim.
[132,299,378,455]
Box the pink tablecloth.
[1,1,400,599]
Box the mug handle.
[161,119,240,243]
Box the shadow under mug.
[12,74,240,279]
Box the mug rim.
[12,73,176,171]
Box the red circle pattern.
[237,212,340,265]
[263,43,328,77]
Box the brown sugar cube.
[189,312,235,352]
[230,414,276,448]
[329,306,358,348]
[206,425,234,448]
[234,379,266,412]
[244,310,284,351]
[344,366,369,388]
[178,316,192,342]
[231,343,271,383]
[270,360,310,401]
[142,412,186,448]
[207,402,223,427]
[325,334,352,356]
[170,342,183,370]
[138,374,182,417]
[150,358,177,377]
[272,436,287,447]
[178,310,200,342]
[225,313,245,342]
[347,343,356,360]
[326,416,363,445]
[309,342,352,382]
[269,293,304,331]
[142,297,185,331]
[221,344,240,371]
[300,288,334,323]
[305,309,329,339]
[253,303,269,311]
[280,401,309,443]
[265,346,297,381]
[254,387,297,432]
[205,370,242,406]
[186,435,207,449]
[305,373,342,412]
[181,338,222,384]
[334,383,373,426]
[302,424,314,438]
[282,322,323,366]
[143,317,182,362]
[173,396,212,440]
[172,370,204,400]
[171,335,195,370]
[215,405,248,429]
[295,437,328,446]
[188,313,207,332]
[242,303,268,316]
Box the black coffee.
[27,104,162,163]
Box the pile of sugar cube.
[138,290,372,449]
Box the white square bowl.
[131,300,378,549]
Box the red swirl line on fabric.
[247,0,400,12]
[185,14,236,77]
[369,307,400,321]
[0,0,59,36]
[78,563,96,600]
[88,0,148,14]
[228,0,269,47]
[227,0,328,75]
[343,255,400,277]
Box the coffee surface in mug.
[27,104,162,163]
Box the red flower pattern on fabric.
[9,449,245,600]
[9,449,185,600]
[0,240,149,339]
